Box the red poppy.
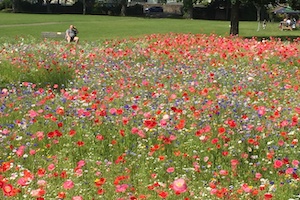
[0,162,11,173]
[119,129,125,137]
[158,190,168,199]
[175,119,185,130]
[37,168,46,177]
[57,192,66,199]
[264,193,273,199]
[96,134,104,140]
[2,184,13,196]
[95,178,106,187]
[69,129,76,136]
[47,131,55,138]
[60,170,67,179]
[77,141,84,147]
[144,119,157,129]
[218,127,226,134]
[97,188,104,195]
[57,122,63,128]
[2,184,19,196]
[54,130,62,137]
[116,109,123,115]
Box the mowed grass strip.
[0,13,299,41]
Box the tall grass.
[0,37,76,89]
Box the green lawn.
[0,13,299,41]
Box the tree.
[45,0,53,13]
[120,0,127,16]
[83,0,86,14]
[183,0,194,18]
[12,0,21,12]
[285,0,300,10]
[81,0,95,15]
[230,0,241,35]
[252,0,277,31]
[229,0,270,35]
[180,0,245,34]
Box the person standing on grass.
[66,25,79,44]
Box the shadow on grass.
[243,35,300,41]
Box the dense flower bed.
[0,34,300,199]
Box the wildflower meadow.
[0,34,299,200]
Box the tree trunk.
[230,0,240,35]
[83,0,86,15]
[46,0,52,13]
[12,0,20,13]
[183,0,193,19]
[254,3,261,31]
[120,0,127,16]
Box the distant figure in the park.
[66,25,79,44]
[286,18,291,26]
[262,19,267,29]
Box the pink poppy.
[1,129,10,135]
[278,140,284,146]
[131,127,139,134]
[16,145,25,157]
[231,159,239,166]
[219,170,228,176]
[171,178,187,194]
[75,168,83,177]
[122,117,129,125]
[109,108,117,115]
[137,130,146,138]
[72,196,83,200]
[17,177,28,186]
[28,109,38,118]
[36,131,44,141]
[241,183,251,193]
[169,135,176,141]
[280,120,289,127]
[115,184,128,193]
[30,188,45,197]
[166,167,175,173]
[63,180,74,189]
[255,173,262,179]
[285,168,294,175]
[160,119,167,127]
[292,160,299,167]
[29,149,36,155]
[210,188,217,195]
[273,160,283,169]
[257,106,266,116]
[169,94,177,100]
[47,164,55,171]
[143,112,151,118]
[37,180,47,187]
[77,160,86,168]
[142,80,149,86]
